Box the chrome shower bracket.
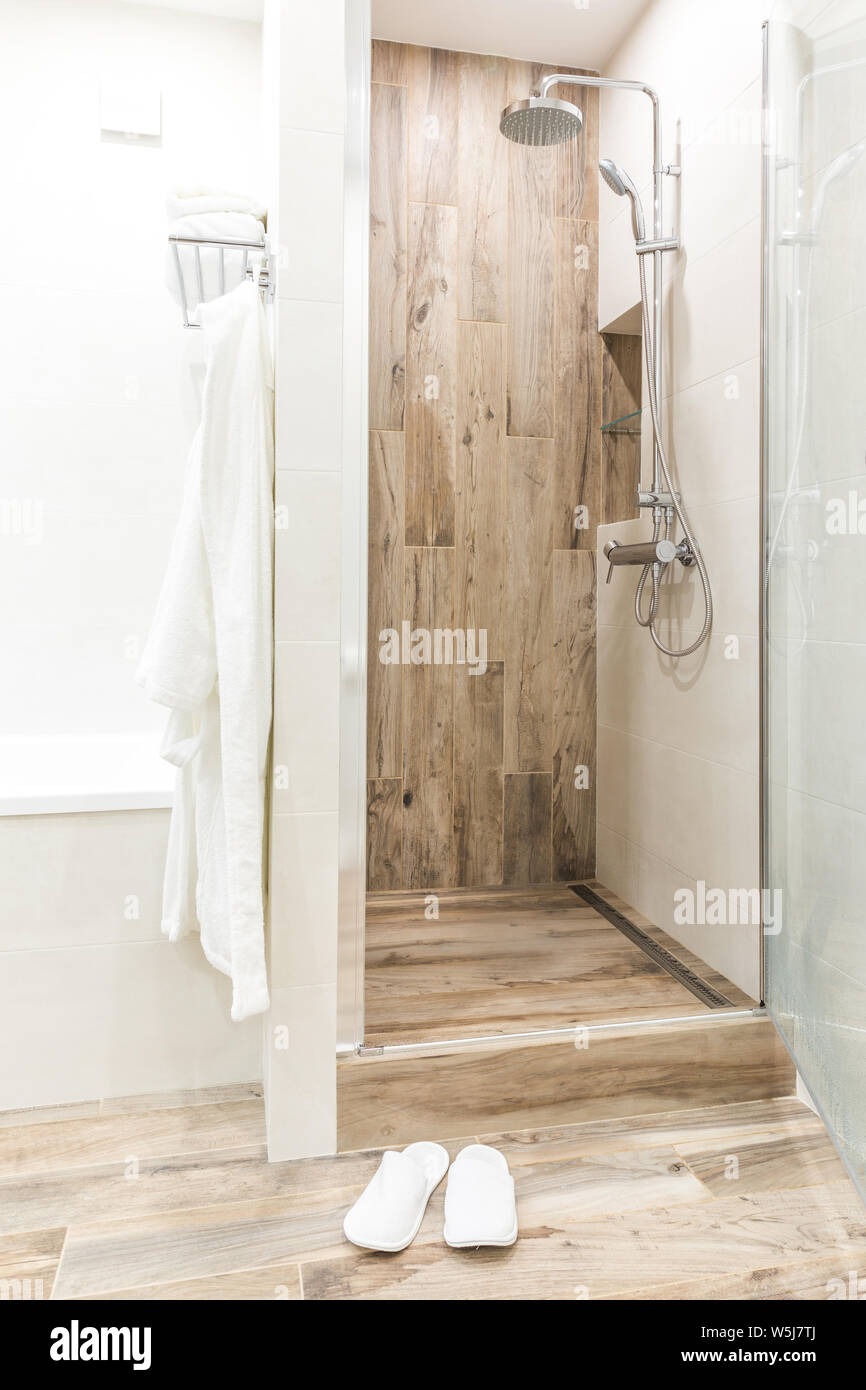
[245,249,276,303]
[635,236,680,255]
[637,488,679,509]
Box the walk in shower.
[358,36,761,1056]
[763,3,866,1195]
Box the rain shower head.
[599,157,646,242]
[499,95,583,147]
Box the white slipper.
[443,1144,518,1248]
[343,1142,450,1252]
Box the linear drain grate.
[569,884,733,1010]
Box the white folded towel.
[169,211,266,246]
[166,184,267,224]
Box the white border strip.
[336,0,371,1054]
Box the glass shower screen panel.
[764,3,866,1196]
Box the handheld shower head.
[599,157,646,242]
[598,157,628,197]
[499,95,583,147]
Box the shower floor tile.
[363,879,754,1046]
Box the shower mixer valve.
[603,537,695,584]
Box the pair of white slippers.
[343,1142,518,1252]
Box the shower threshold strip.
[569,883,733,1009]
[357,1007,763,1057]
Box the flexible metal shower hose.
[633,255,713,657]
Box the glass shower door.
[764,3,866,1196]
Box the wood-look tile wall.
[367,39,603,891]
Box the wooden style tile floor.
[1,1084,863,1301]
[364,880,754,1044]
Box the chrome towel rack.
[169,233,275,329]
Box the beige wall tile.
[273,471,341,642]
[0,938,262,1111]
[272,643,340,814]
[679,80,762,264]
[597,823,761,998]
[598,627,758,774]
[278,0,345,134]
[277,129,344,302]
[667,219,762,397]
[264,984,337,1160]
[664,357,759,509]
[269,813,339,990]
[598,724,759,890]
[275,300,343,470]
[0,810,169,951]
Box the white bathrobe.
[137,280,274,1021]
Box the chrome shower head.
[499,95,583,147]
[599,157,627,197]
[599,157,646,242]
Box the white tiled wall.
[597,0,771,996]
[0,0,264,741]
[274,472,342,640]
[0,0,268,1108]
[272,643,341,814]
[278,131,345,302]
[264,0,347,1160]
[275,300,344,468]
[0,811,261,1108]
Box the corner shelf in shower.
[601,408,643,437]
